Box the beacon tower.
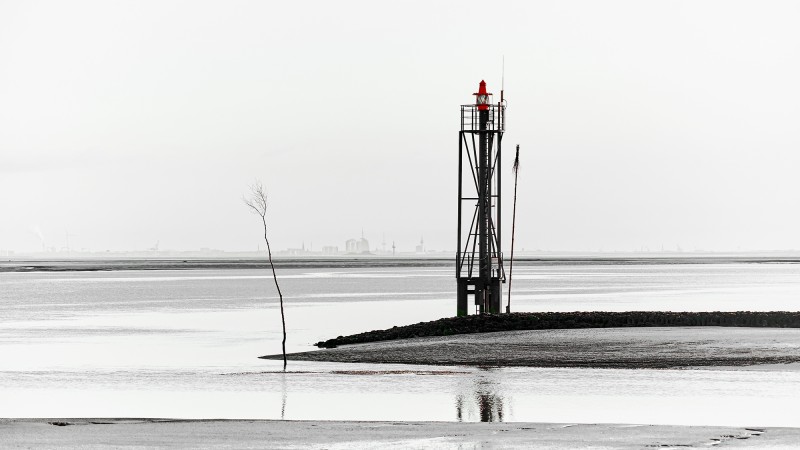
[456,80,506,316]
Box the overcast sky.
[1,0,798,253]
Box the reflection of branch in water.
[280,372,287,420]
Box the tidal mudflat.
[3,419,796,449]
[2,259,800,428]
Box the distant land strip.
[315,311,800,348]
[1,256,799,272]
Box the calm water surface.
[1,261,799,425]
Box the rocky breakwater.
[315,311,800,348]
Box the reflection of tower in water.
[454,372,507,422]
[477,386,504,422]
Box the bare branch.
[243,181,268,218]
[243,179,287,370]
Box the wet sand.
[265,327,800,368]
[2,419,798,449]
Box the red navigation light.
[473,80,491,111]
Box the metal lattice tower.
[456,80,506,316]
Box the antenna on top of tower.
[501,55,505,103]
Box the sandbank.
[3,419,798,449]
[265,327,800,369]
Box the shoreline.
[3,419,798,449]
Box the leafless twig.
[244,181,287,370]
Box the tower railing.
[460,104,505,132]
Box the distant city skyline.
[2,1,799,254]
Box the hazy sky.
[1,0,799,253]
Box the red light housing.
[473,80,491,111]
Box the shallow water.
[1,261,799,424]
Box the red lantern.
[473,80,491,111]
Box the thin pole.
[506,145,520,313]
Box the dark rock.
[313,311,800,348]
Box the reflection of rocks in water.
[455,376,506,422]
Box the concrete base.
[456,278,502,316]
